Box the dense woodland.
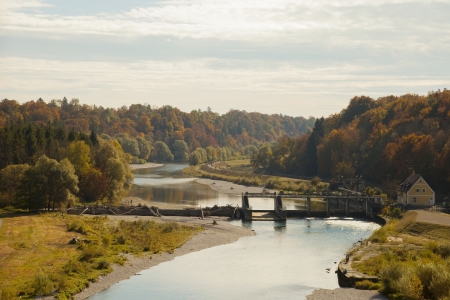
[0,123,133,208]
[0,98,315,164]
[1,89,450,207]
[252,89,450,196]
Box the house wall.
[407,177,434,206]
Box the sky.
[0,0,449,118]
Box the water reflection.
[89,219,380,300]
[127,164,326,210]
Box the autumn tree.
[173,140,189,162]
[16,156,79,211]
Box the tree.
[79,168,107,202]
[251,144,272,168]
[151,141,174,162]
[65,141,91,176]
[93,139,133,201]
[16,156,79,211]
[0,164,30,207]
[173,140,189,162]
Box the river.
[89,163,380,300]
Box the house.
[397,172,435,207]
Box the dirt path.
[415,210,450,226]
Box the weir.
[241,193,378,221]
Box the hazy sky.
[1,0,449,117]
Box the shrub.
[416,263,437,298]
[32,273,53,295]
[0,288,17,300]
[96,259,110,270]
[80,245,106,262]
[429,265,450,299]
[396,272,424,300]
[311,176,321,186]
[67,220,87,234]
[355,280,374,290]
[380,263,404,294]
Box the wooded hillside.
[255,89,450,195]
[0,98,315,152]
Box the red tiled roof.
[398,174,421,193]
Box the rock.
[69,237,79,245]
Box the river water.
[89,164,380,300]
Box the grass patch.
[183,165,327,194]
[0,213,202,299]
[224,159,250,167]
[352,215,450,300]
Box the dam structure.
[241,192,379,221]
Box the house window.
[423,188,426,192]
[413,197,417,202]
[416,188,419,192]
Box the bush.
[96,259,110,270]
[0,288,17,300]
[355,280,374,290]
[32,273,53,295]
[311,176,321,186]
[380,263,404,294]
[429,265,450,299]
[80,245,106,262]
[67,220,87,234]
[430,243,450,259]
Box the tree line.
[0,98,315,161]
[252,89,450,196]
[0,123,133,209]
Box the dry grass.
[0,213,79,297]
[224,159,250,166]
[0,213,202,299]
[352,212,450,299]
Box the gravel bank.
[196,178,275,196]
[74,215,254,300]
[307,288,387,300]
[129,163,163,170]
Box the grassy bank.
[351,211,450,299]
[184,164,328,193]
[0,213,202,300]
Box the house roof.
[398,174,421,193]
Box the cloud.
[1,56,447,97]
[1,0,449,47]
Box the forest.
[252,89,450,196]
[0,123,133,209]
[1,89,449,207]
[0,98,315,164]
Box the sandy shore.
[74,215,254,300]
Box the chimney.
[409,168,415,176]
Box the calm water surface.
[91,164,380,299]
[127,164,320,210]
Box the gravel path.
[415,210,450,226]
[307,288,387,300]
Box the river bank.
[74,215,255,300]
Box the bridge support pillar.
[345,198,349,217]
[326,198,330,217]
[365,198,368,217]
[307,197,311,217]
